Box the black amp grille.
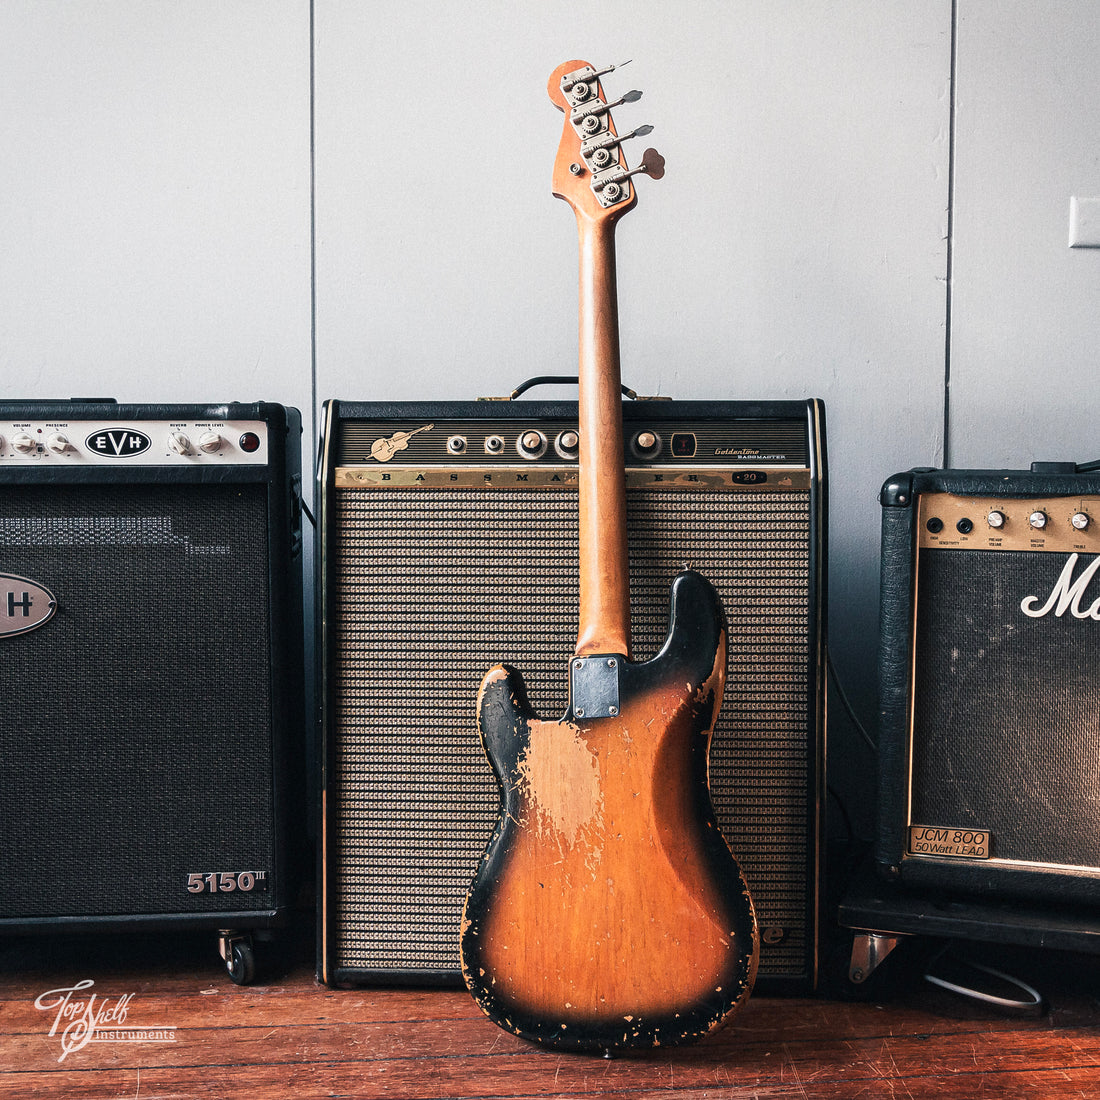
[0,484,275,919]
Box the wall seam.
[943,0,959,468]
[309,0,318,461]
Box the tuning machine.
[581,124,655,170]
[570,88,643,141]
[560,60,632,107]
[589,150,664,205]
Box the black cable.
[827,649,878,754]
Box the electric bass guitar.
[460,60,759,1052]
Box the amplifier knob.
[168,431,192,455]
[987,510,1006,528]
[46,433,70,454]
[1072,512,1091,531]
[199,431,223,453]
[632,430,662,459]
[484,435,505,454]
[447,435,467,455]
[0,436,4,451]
[12,433,35,454]
[555,429,580,460]
[1029,510,1048,530]
[516,430,547,459]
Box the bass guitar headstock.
[548,59,664,223]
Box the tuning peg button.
[640,147,666,180]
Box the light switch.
[1069,196,1100,248]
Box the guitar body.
[461,570,758,1051]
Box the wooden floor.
[3,923,1100,1099]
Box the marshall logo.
[1020,553,1100,621]
[85,428,152,458]
[0,574,57,638]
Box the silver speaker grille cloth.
[329,487,813,979]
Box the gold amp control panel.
[917,492,1100,553]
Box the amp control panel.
[0,417,270,466]
[917,491,1100,554]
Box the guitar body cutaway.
[461,570,759,1051]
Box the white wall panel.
[0,1,312,414]
[950,0,1100,470]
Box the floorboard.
[2,926,1100,1098]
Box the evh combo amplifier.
[0,400,304,982]
[877,463,1100,906]
[319,395,826,993]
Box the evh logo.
[0,574,58,638]
[1020,553,1100,621]
[85,428,152,458]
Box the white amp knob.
[168,431,192,455]
[12,433,35,454]
[198,431,223,454]
[46,433,70,454]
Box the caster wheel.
[225,938,256,985]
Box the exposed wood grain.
[574,211,631,658]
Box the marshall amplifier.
[0,400,304,982]
[319,394,826,993]
[877,462,1100,906]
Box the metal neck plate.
[570,654,622,719]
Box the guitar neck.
[545,58,662,660]
[575,214,631,658]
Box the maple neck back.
[548,59,659,658]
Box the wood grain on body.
[477,660,740,1024]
